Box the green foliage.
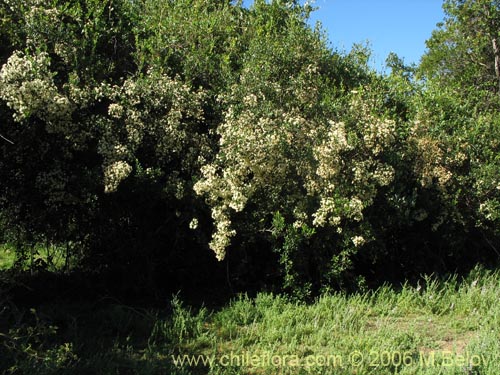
[0,0,498,295]
[419,0,500,97]
[0,0,212,279]
[0,243,67,272]
[1,2,500,373]
[0,308,77,374]
[415,0,500,266]
[135,0,246,90]
[271,212,315,300]
[0,0,140,265]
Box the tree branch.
[0,133,14,145]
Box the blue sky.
[243,0,445,71]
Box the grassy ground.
[0,243,67,272]
[1,264,499,374]
[0,243,16,270]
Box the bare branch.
[0,133,14,145]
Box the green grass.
[0,243,67,271]
[1,266,500,374]
[0,243,16,270]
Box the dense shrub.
[0,0,498,295]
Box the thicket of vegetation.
[1,0,500,374]
[0,0,499,298]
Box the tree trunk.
[492,37,500,93]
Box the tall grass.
[1,266,499,374]
[161,267,500,375]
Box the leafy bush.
[0,0,498,294]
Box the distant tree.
[420,0,500,96]
[416,0,500,265]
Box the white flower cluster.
[103,161,133,194]
[25,5,61,48]
[108,103,124,119]
[2,0,42,12]
[1,47,208,197]
[210,207,236,261]
[98,70,206,193]
[315,121,350,183]
[363,118,396,156]
[411,121,453,190]
[372,163,395,187]
[195,95,325,257]
[195,85,399,259]
[347,197,364,222]
[189,218,199,230]
[312,197,341,227]
[479,200,499,221]
[0,51,73,129]
[351,235,365,247]
[311,98,397,235]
